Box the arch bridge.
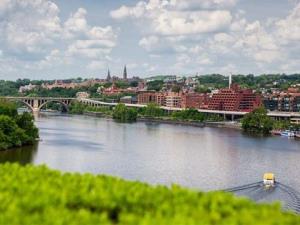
[2,97,75,113]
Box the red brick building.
[137,91,166,106]
[208,84,261,112]
[181,93,208,109]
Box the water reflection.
[0,143,38,165]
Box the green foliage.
[115,81,130,89]
[242,107,274,135]
[69,102,112,116]
[195,86,211,93]
[141,103,165,118]
[15,112,39,144]
[272,120,291,130]
[146,80,164,91]
[0,163,299,225]
[0,101,38,150]
[112,103,137,122]
[0,100,18,117]
[172,109,205,122]
[69,102,86,114]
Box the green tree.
[0,101,38,150]
[172,109,205,122]
[0,100,18,117]
[242,107,273,135]
[142,103,164,118]
[69,102,86,114]
[16,112,39,144]
[147,80,164,91]
[112,103,137,122]
[0,115,25,149]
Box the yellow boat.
[263,173,275,187]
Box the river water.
[1,113,300,209]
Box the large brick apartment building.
[138,84,261,112]
[208,84,261,112]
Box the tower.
[106,68,111,82]
[123,65,127,80]
[229,73,232,89]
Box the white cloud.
[111,0,234,36]
[153,10,232,36]
[253,50,281,63]
[0,1,118,76]
[63,8,88,39]
[169,0,238,10]
[0,0,61,57]
[64,8,117,60]
[276,3,300,42]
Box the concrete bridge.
[3,97,75,113]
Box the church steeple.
[106,68,111,82]
[123,65,127,80]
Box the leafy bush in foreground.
[0,163,299,225]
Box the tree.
[69,102,86,114]
[112,103,137,122]
[0,115,25,149]
[0,101,39,150]
[0,100,18,117]
[241,107,273,135]
[16,112,39,144]
[172,109,205,122]
[143,103,164,118]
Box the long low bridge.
[79,98,300,119]
[1,96,300,119]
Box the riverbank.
[82,111,242,130]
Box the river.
[1,113,300,210]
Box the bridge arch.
[18,100,34,112]
[38,100,70,112]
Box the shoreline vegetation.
[69,102,299,134]
[0,100,39,151]
[69,102,224,123]
[0,163,299,224]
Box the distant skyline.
[0,0,299,80]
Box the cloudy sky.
[0,0,299,80]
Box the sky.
[0,0,299,80]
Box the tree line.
[69,102,223,123]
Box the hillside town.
[16,67,300,114]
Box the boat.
[280,130,295,137]
[263,173,275,188]
[271,130,282,136]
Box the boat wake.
[222,181,300,213]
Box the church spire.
[106,68,111,82]
[123,65,127,80]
